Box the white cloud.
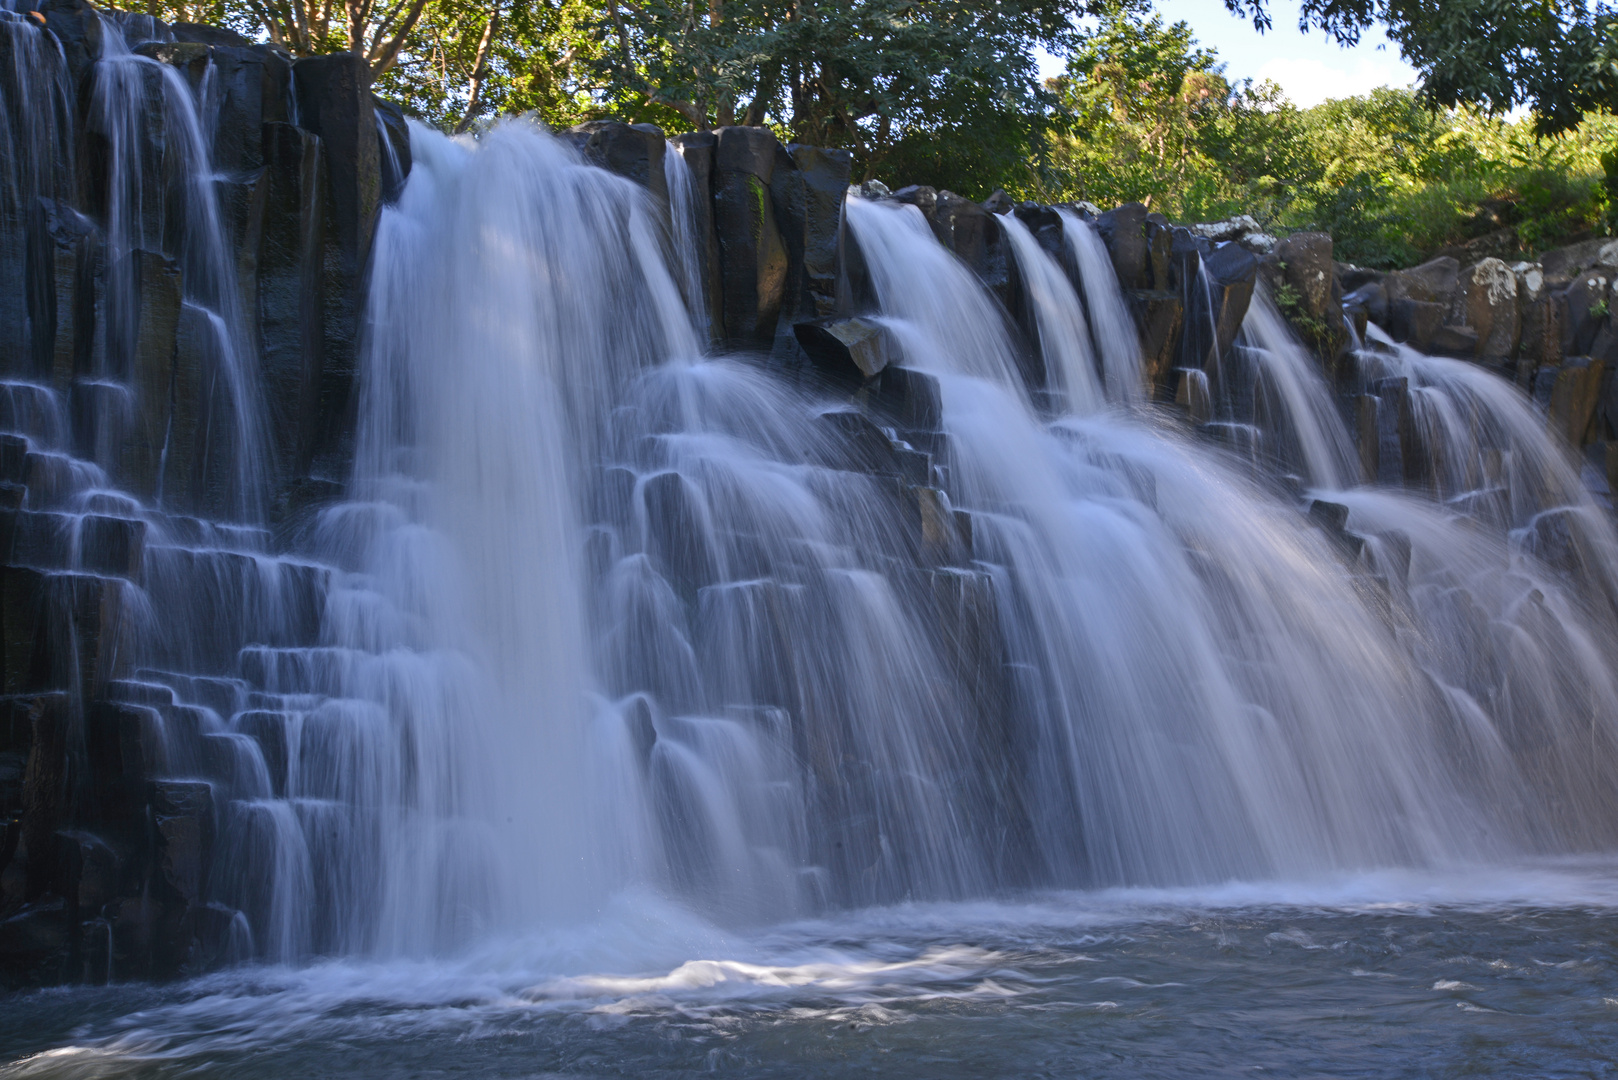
[1254,55,1415,107]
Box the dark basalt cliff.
[2,1,1614,989]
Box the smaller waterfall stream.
[1058,209,1144,402]
[91,17,268,521]
[663,142,710,337]
[999,213,1102,413]
[4,89,1618,1075]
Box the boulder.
[291,52,380,473]
[566,120,667,208]
[713,126,788,349]
[257,122,325,487]
[82,51,169,261]
[170,22,251,46]
[1127,290,1184,393]
[25,199,97,392]
[1014,203,1064,259]
[1517,268,1560,383]
[1548,357,1606,447]
[15,694,69,899]
[65,250,180,499]
[793,317,894,383]
[1202,242,1259,362]
[1144,215,1174,291]
[1096,203,1149,290]
[77,515,145,579]
[1190,214,1263,244]
[1384,256,1460,307]
[150,781,214,906]
[1388,298,1446,351]
[37,575,132,704]
[932,192,1010,307]
[1338,263,1384,293]
[373,96,411,205]
[981,190,1015,215]
[815,409,901,477]
[1539,238,1615,282]
[788,144,851,318]
[1269,232,1336,319]
[870,366,942,433]
[155,303,213,515]
[767,143,808,361]
[641,471,716,592]
[1428,323,1479,359]
[1557,271,1609,357]
[84,702,163,825]
[1343,281,1388,327]
[201,45,291,174]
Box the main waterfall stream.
[5,116,1618,1076]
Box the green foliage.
[144,0,1085,195]
[1028,0,1313,223]
[1027,6,1618,269]
[596,0,1087,195]
[1272,272,1331,350]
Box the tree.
[1216,0,1615,137]
[371,0,611,130]
[595,0,1092,193]
[147,0,435,76]
[1039,0,1225,208]
[1032,0,1307,222]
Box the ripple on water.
[3,863,1618,1078]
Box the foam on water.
[7,862,1618,1075]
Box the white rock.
[1468,258,1517,305]
[1190,214,1262,242]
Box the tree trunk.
[455,7,501,134]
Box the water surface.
[5,864,1616,1078]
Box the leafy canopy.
[143,0,1091,193]
[1217,0,1618,137]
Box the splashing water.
[4,105,1618,1078]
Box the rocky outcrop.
[0,3,398,988]
[4,0,1611,994]
[1331,239,1618,460]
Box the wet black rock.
[713,126,788,349]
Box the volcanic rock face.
[4,0,1616,993]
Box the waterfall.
[847,195,1497,881]
[663,141,709,337]
[999,212,1103,413]
[1232,290,1359,489]
[91,18,268,521]
[199,135,1618,956]
[0,7,73,361]
[1058,209,1144,403]
[8,59,1618,980]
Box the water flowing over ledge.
[1,19,1617,1067]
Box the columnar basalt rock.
[3,2,1615,995]
[0,5,405,987]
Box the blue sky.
[1040,0,1420,107]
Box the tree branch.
[367,0,430,77]
[455,5,502,133]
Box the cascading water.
[0,4,73,360]
[200,131,1618,960]
[999,213,1102,414]
[663,142,709,337]
[7,93,1618,1074]
[1058,208,1144,403]
[1226,289,1359,488]
[91,17,268,521]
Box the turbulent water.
[6,58,1618,1074]
[4,867,1618,1077]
